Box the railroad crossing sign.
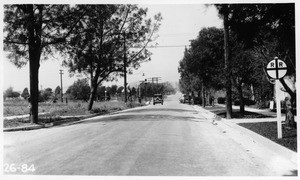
[266,57,287,79]
[266,57,288,139]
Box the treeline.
[3,79,176,103]
[179,4,296,117]
[3,86,62,102]
[65,78,176,102]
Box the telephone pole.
[59,69,64,102]
[147,77,161,94]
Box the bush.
[194,97,202,105]
[245,99,256,105]
[91,108,107,114]
[257,101,270,109]
[234,99,256,106]
[234,100,240,106]
[217,97,225,104]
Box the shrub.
[233,99,256,106]
[194,97,202,105]
[234,100,240,106]
[245,99,256,105]
[217,97,225,104]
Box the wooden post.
[275,79,282,139]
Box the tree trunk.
[88,85,97,111]
[202,82,206,107]
[29,60,40,124]
[27,4,42,124]
[237,83,245,115]
[223,7,232,119]
[285,97,296,129]
[88,76,99,111]
[279,78,296,106]
[279,78,296,128]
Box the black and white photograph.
[1,0,298,178]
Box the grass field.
[3,99,144,128]
[3,99,142,117]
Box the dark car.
[153,94,163,105]
[182,94,191,104]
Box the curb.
[3,124,44,132]
[192,105,297,166]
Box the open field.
[3,99,144,128]
[3,99,142,117]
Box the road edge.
[192,105,297,166]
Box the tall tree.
[4,5,86,123]
[179,28,224,107]
[54,86,61,98]
[21,87,30,100]
[110,85,118,96]
[215,4,233,118]
[65,5,162,110]
[220,3,296,124]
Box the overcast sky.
[2,4,223,92]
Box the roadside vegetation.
[4,100,144,128]
[239,122,297,152]
[178,4,296,128]
[203,104,297,152]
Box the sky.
[2,4,223,93]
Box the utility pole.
[59,69,64,102]
[123,31,127,103]
[148,77,161,94]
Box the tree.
[21,87,30,100]
[66,78,90,101]
[215,4,233,118]
[110,85,118,95]
[97,86,107,101]
[178,28,225,107]
[64,5,162,110]
[230,42,257,114]
[4,5,86,123]
[54,86,61,97]
[4,87,20,99]
[217,3,296,125]
[39,88,53,102]
[117,86,124,94]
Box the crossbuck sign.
[266,57,287,79]
[266,57,287,139]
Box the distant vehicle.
[181,94,190,104]
[153,94,163,105]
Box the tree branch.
[42,9,87,47]
[4,40,29,45]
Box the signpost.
[266,57,287,139]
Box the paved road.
[3,93,296,176]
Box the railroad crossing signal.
[266,57,287,79]
[266,57,288,139]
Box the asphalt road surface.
[3,93,296,176]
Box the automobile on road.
[153,94,163,105]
